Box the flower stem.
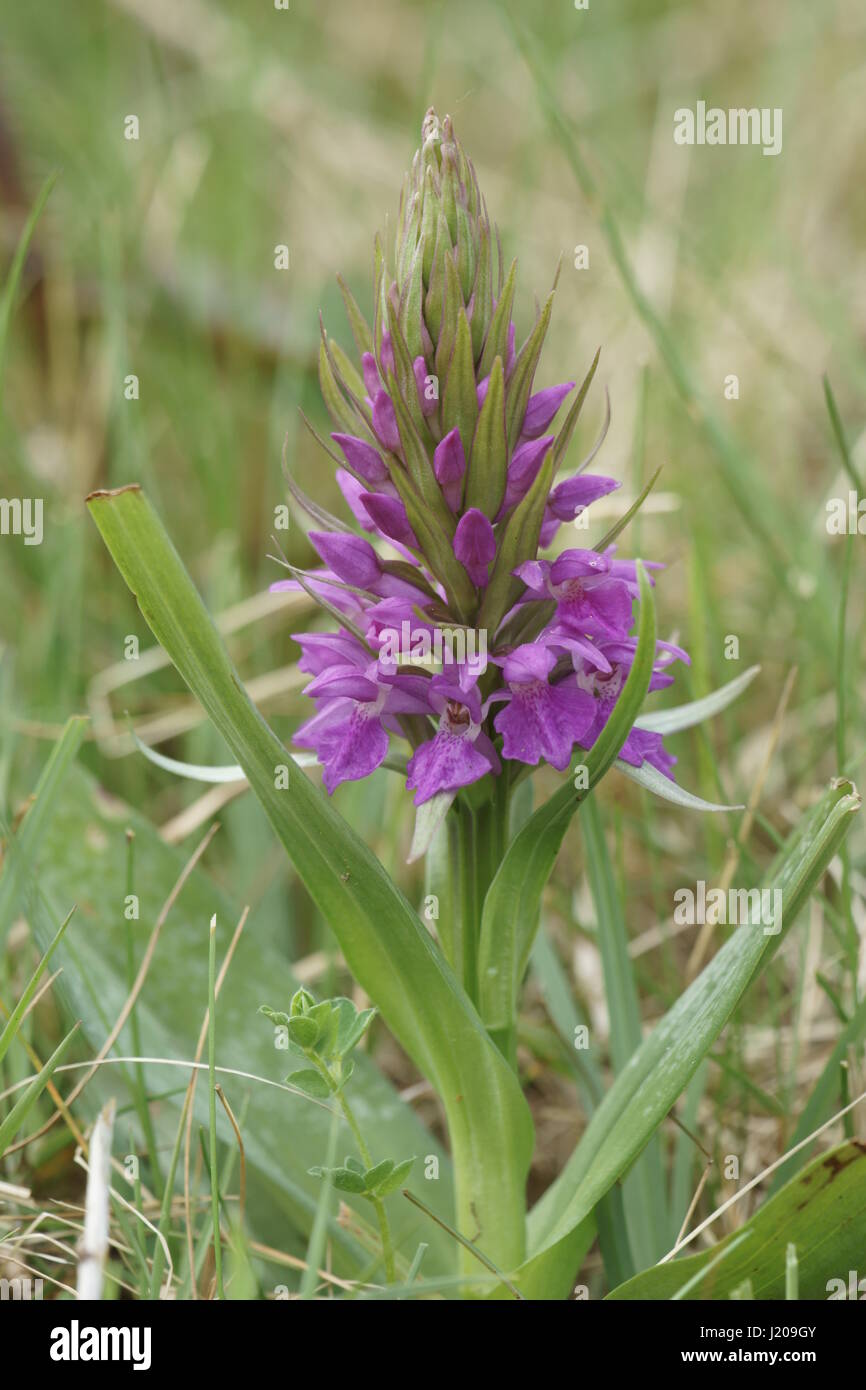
[321,1064,397,1285]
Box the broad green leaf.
[607,1141,866,1300]
[477,563,657,1036]
[523,776,860,1294]
[87,485,533,1278]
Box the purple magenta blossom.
[514,550,634,641]
[520,383,574,440]
[372,390,401,453]
[499,436,555,516]
[332,433,390,483]
[360,492,419,549]
[433,427,466,512]
[491,645,596,771]
[406,675,500,804]
[454,508,496,587]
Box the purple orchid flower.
[514,549,635,641]
[406,673,500,804]
[278,110,688,810]
[490,644,596,771]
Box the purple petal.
[360,492,419,548]
[549,549,611,584]
[361,353,381,398]
[433,427,467,512]
[332,433,389,483]
[500,643,556,684]
[555,577,634,640]
[308,531,381,589]
[336,468,377,530]
[292,630,368,676]
[494,675,595,771]
[372,390,401,453]
[501,436,555,513]
[547,473,620,521]
[453,508,496,587]
[520,382,574,440]
[317,703,390,793]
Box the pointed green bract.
[465,356,507,517]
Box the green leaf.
[466,356,507,518]
[477,448,556,638]
[374,1156,415,1196]
[336,1005,377,1058]
[286,1068,332,1099]
[441,307,478,452]
[310,1165,368,1195]
[614,759,744,813]
[479,259,516,379]
[87,485,534,1278]
[523,776,860,1294]
[634,665,760,735]
[607,1141,866,1300]
[478,562,657,1036]
[337,273,374,358]
[286,1016,320,1049]
[505,293,553,452]
[363,1158,395,1191]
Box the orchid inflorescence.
[275,109,688,814]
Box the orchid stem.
[324,1066,397,1285]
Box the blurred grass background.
[1,0,865,1287]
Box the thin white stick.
[76,1099,116,1299]
[660,1085,866,1262]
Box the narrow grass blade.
[0,906,75,1067]
[0,1022,80,1154]
[0,716,87,942]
